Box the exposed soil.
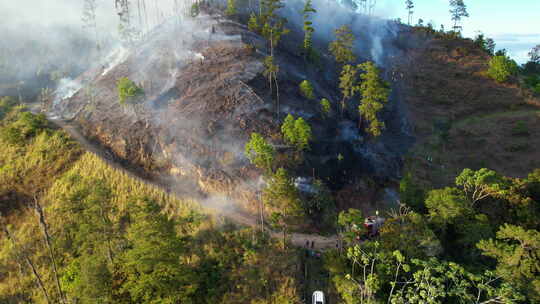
[398,36,540,187]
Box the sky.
[373,0,540,63]
[0,0,537,63]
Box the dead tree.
[82,0,100,51]
[116,0,139,45]
[32,197,66,304]
[1,213,52,304]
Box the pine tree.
[281,114,312,152]
[339,64,359,114]
[329,25,356,65]
[120,199,196,303]
[405,0,414,25]
[449,0,469,32]
[245,132,276,174]
[82,0,99,50]
[226,0,236,16]
[357,61,390,137]
[248,13,259,32]
[302,0,317,61]
[477,224,540,301]
[529,45,540,64]
[263,168,304,219]
[115,0,140,46]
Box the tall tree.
[477,224,540,301]
[245,132,276,174]
[357,61,390,137]
[329,25,356,65]
[115,0,139,45]
[259,0,289,117]
[120,199,197,303]
[529,44,540,64]
[262,168,304,220]
[302,0,317,61]
[449,0,469,32]
[455,168,506,207]
[82,0,99,51]
[281,114,312,152]
[405,0,414,25]
[339,64,359,115]
[33,198,66,304]
[226,0,236,16]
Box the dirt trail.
[49,116,339,251]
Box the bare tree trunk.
[275,76,279,120]
[33,198,66,304]
[1,219,52,304]
[259,192,264,233]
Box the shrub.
[117,77,144,105]
[248,13,259,32]
[511,121,529,136]
[299,80,315,100]
[0,111,48,145]
[0,96,16,120]
[486,56,518,83]
[320,98,331,117]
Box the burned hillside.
[50,7,413,215]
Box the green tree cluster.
[0,104,305,303]
[486,55,518,83]
[281,114,312,152]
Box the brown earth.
[398,35,540,188]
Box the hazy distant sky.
[0,0,538,63]
[376,0,540,63]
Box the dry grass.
[401,37,540,187]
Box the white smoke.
[101,47,130,76]
[53,78,82,107]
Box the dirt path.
[48,116,340,251]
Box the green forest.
[1,83,540,303]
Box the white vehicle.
[312,291,325,304]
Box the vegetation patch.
[117,77,144,105]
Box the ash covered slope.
[52,7,413,210]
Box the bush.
[320,98,331,117]
[486,56,518,83]
[0,111,48,145]
[0,97,16,120]
[511,121,529,136]
[117,77,144,105]
[299,80,315,100]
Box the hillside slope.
[398,34,540,187]
[51,10,413,217]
